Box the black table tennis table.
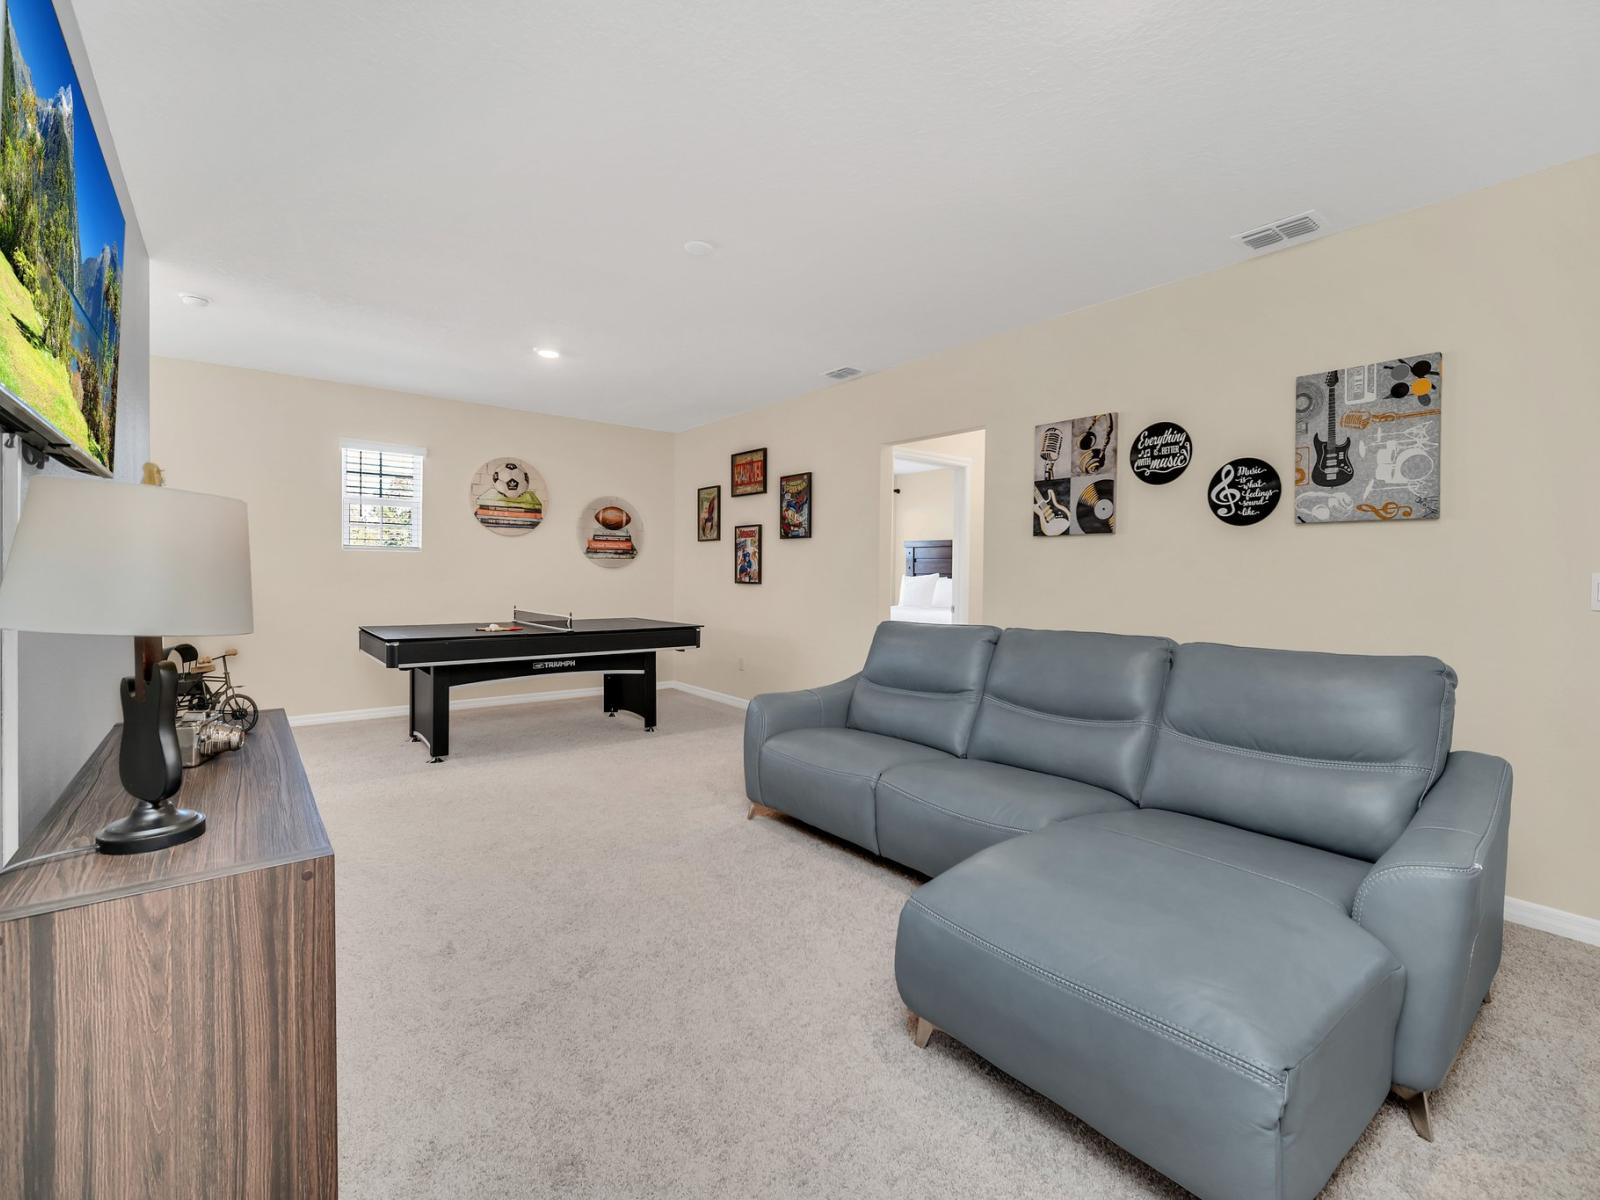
[358,611,702,761]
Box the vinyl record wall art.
[579,496,641,566]
[1294,353,1442,523]
[470,458,548,535]
[1033,412,1117,536]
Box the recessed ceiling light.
[535,347,560,359]
[683,240,715,257]
[178,292,210,307]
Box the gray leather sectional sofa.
[743,622,1511,1200]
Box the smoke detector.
[823,366,863,381]
[1233,210,1327,254]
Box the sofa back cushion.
[968,629,1175,801]
[1141,642,1457,860]
[847,622,1000,756]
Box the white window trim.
[340,439,426,551]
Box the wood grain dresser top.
[0,709,330,922]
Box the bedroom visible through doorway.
[888,430,985,626]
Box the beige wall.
[893,469,954,569]
[672,154,1600,920]
[151,358,676,717]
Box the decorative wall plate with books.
[579,496,641,566]
[470,458,548,536]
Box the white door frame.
[889,447,973,624]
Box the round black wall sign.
[1207,458,1282,526]
[1129,421,1193,484]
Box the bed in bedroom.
[891,539,955,624]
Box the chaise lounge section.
[743,622,1511,1200]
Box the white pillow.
[899,573,938,607]
[931,576,954,609]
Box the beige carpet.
[294,692,1600,1199]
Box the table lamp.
[0,476,252,854]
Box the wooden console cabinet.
[0,710,337,1198]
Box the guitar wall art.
[1294,353,1442,523]
[1033,412,1118,537]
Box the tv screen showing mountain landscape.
[0,0,124,472]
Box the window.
[340,440,425,549]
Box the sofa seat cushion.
[759,728,951,854]
[876,760,1134,877]
[1073,809,1371,913]
[896,817,1404,1200]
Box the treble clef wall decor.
[1207,457,1281,527]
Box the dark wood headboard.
[904,539,952,577]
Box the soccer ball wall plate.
[471,458,548,536]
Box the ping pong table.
[358,611,702,761]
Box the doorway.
[887,430,985,626]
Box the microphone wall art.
[1033,412,1118,537]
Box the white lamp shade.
[0,476,252,636]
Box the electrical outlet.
[738,656,745,672]
[1592,573,1600,612]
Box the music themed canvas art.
[1294,354,1442,523]
[1033,413,1117,537]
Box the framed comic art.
[778,472,812,539]
[697,484,721,541]
[734,523,762,583]
[731,447,767,496]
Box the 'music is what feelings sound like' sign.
[1207,457,1282,526]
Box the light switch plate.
[1593,573,1600,611]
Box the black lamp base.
[101,640,207,856]
[96,802,206,855]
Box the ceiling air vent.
[1234,210,1326,254]
[823,366,863,381]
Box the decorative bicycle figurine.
[168,644,260,733]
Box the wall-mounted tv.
[0,0,124,476]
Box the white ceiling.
[71,0,1600,431]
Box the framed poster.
[1295,353,1442,523]
[731,447,767,496]
[579,495,640,566]
[470,457,548,536]
[778,471,812,539]
[1033,412,1117,536]
[734,523,762,583]
[696,484,721,541]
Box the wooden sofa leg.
[913,1015,938,1048]
[747,803,780,821]
[1392,1086,1434,1142]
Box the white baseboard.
[289,686,603,728]
[663,680,750,710]
[1504,897,1600,947]
[287,679,749,728]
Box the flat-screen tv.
[0,0,124,475]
